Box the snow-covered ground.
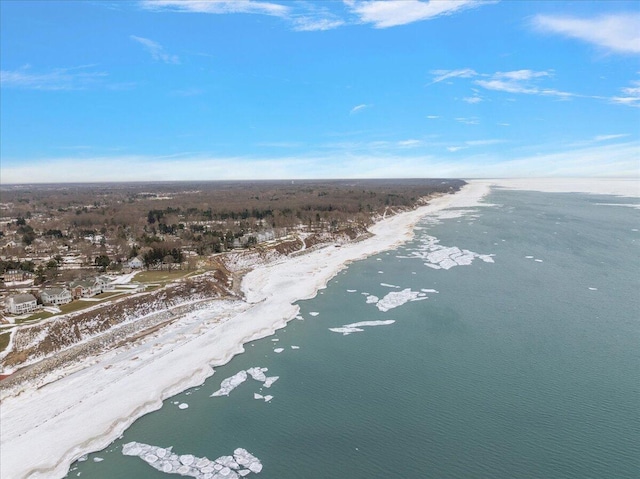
[2,179,636,479]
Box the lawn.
[134,270,196,284]
[0,332,10,354]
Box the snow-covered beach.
[1,178,637,479]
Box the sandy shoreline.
[1,178,637,479]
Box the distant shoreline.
[1,178,637,479]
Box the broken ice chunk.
[211,370,248,397]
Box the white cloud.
[533,13,640,55]
[427,115,440,119]
[292,16,345,31]
[462,96,482,103]
[430,68,477,84]
[3,140,638,183]
[397,139,423,147]
[594,134,629,142]
[447,146,467,152]
[350,103,369,114]
[0,65,108,90]
[348,0,491,28]
[475,69,573,97]
[611,80,640,107]
[130,35,180,64]
[140,0,289,16]
[455,117,479,125]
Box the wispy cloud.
[0,65,108,90]
[431,68,576,99]
[594,133,630,142]
[140,0,289,16]
[430,68,477,84]
[347,0,493,29]
[350,103,370,114]
[426,115,440,119]
[533,13,640,55]
[475,69,573,97]
[611,79,640,107]
[130,35,180,64]
[455,117,479,125]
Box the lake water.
[68,188,640,479]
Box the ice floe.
[246,367,268,382]
[291,345,300,350]
[380,283,401,288]
[329,320,395,335]
[588,287,598,291]
[399,235,494,270]
[346,289,357,293]
[273,348,284,353]
[211,371,248,397]
[122,442,262,478]
[376,289,425,312]
[309,312,320,317]
[263,376,278,388]
[178,403,189,409]
[365,295,379,304]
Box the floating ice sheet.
[122,442,262,478]
[211,371,248,397]
[400,234,494,270]
[376,289,423,312]
[329,320,395,335]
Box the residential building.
[40,287,72,305]
[6,293,38,314]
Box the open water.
[68,188,639,479]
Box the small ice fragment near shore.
[380,283,401,288]
[589,287,598,291]
[263,376,279,388]
[93,457,104,462]
[291,345,300,349]
[365,295,379,304]
[295,314,304,320]
[178,403,189,409]
[271,338,279,342]
[421,289,439,293]
[525,256,534,259]
[378,271,384,273]
[309,312,319,316]
[211,370,248,397]
[78,455,88,462]
[274,348,284,353]
[347,289,357,293]
[263,395,273,402]
[254,393,263,400]
[535,259,543,263]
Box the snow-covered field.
[1,178,636,479]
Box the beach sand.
[1,178,636,479]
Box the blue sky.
[1,0,639,183]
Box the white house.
[128,256,144,269]
[6,293,38,314]
[40,287,72,305]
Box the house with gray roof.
[6,293,38,315]
[41,287,72,305]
